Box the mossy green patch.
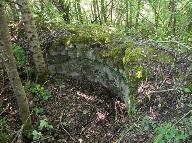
[123,47,142,65]
[51,24,122,49]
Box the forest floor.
[1,68,192,142]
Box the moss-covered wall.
[47,43,129,105]
[46,25,175,115]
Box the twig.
[58,111,77,142]
[148,88,178,95]
[91,0,113,23]
[173,110,192,126]
[11,124,24,143]
[0,104,9,116]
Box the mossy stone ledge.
[47,42,130,108]
[46,26,175,114]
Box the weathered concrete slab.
[47,43,130,106]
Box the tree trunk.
[17,0,48,83]
[135,0,141,29]
[96,0,102,24]
[125,0,129,28]
[52,0,70,23]
[168,0,176,35]
[0,2,32,134]
[10,0,19,23]
[101,0,107,23]
[92,0,98,23]
[110,0,113,23]
[76,0,83,23]
[129,0,133,29]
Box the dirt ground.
[0,67,192,142]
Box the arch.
[47,44,129,105]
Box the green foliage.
[101,47,125,67]
[33,107,44,115]
[25,82,52,101]
[52,24,120,47]
[39,119,53,130]
[122,47,145,116]
[153,122,187,143]
[0,117,6,128]
[32,119,53,141]
[31,0,63,28]
[157,52,174,63]
[183,82,192,94]
[55,79,65,86]
[123,47,142,65]
[180,115,192,139]
[28,0,192,44]
[183,88,191,93]
[108,48,122,63]
[11,43,26,66]
[11,43,34,77]
[101,42,148,116]
[32,130,43,141]
[141,116,157,132]
[0,117,13,143]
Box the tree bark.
[135,0,141,29]
[125,0,129,28]
[92,0,98,23]
[110,0,113,23]
[101,0,107,23]
[76,0,83,23]
[129,0,133,29]
[52,0,70,23]
[0,2,32,134]
[168,0,176,35]
[17,0,48,83]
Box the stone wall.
[47,43,130,106]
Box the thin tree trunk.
[17,0,48,83]
[129,0,133,29]
[110,0,113,23]
[101,0,107,23]
[10,0,19,23]
[125,0,129,28]
[76,0,83,23]
[0,2,32,134]
[96,0,102,25]
[168,0,176,35]
[92,0,98,23]
[52,0,70,23]
[135,0,141,29]
[154,9,159,29]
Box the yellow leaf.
[136,70,142,78]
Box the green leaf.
[0,117,7,128]
[32,130,43,141]
[39,119,53,130]
[33,107,44,115]
[184,88,191,93]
